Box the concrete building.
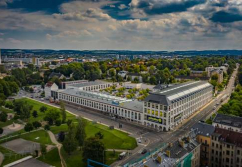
[138,130,200,167]
[212,114,242,133]
[44,82,58,100]
[210,128,242,167]
[205,65,228,75]
[192,122,215,167]
[143,81,213,131]
[66,80,114,91]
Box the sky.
[0,0,242,51]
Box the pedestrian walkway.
[0,151,4,166]
[47,131,66,167]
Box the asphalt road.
[15,67,238,166]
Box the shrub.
[24,123,34,132]
[55,119,62,126]
[33,121,42,129]
[44,124,50,130]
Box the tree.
[44,109,60,125]
[63,123,78,155]
[24,123,34,132]
[66,119,72,127]
[32,110,38,118]
[95,131,104,139]
[60,101,66,123]
[58,131,65,142]
[83,137,105,164]
[55,119,62,126]
[75,117,86,148]
[44,124,50,130]
[33,121,41,129]
[41,144,47,159]
[0,127,3,135]
[0,111,7,122]
[40,106,47,113]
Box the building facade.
[210,128,242,167]
[192,122,215,167]
[212,114,242,133]
[143,81,213,131]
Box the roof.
[48,72,63,79]
[213,128,242,147]
[213,113,242,128]
[145,81,212,105]
[45,82,54,88]
[153,84,173,90]
[192,122,215,137]
[57,88,143,112]
[68,80,109,88]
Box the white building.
[45,82,58,100]
[143,81,213,131]
[212,113,242,133]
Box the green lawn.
[38,148,61,167]
[0,106,13,113]
[21,130,53,145]
[0,146,27,167]
[15,98,76,123]
[51,122,137,150]
[0,119,15,128]
[61,148,119,167]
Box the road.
[15,66,238,167]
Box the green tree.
[44,109,60,125]
[40,106,48,113]
[82,137,106,164]
[63,123,78,155]
[41,144,47,159]
[33,121,41,129]
[0,128,3,135]
[32,110,38,118]
[60,101,66,123]
[95,131,104,139]
[75,117,86,148]
[0,111,7,122]
[24,123,34,132]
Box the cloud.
[7,38,21,44]
[0,33,4,36]
[0,0,12,7]
[46,30,93,40]
[210,11,242,23]
[133,0,207,15]
[118,4,128,10]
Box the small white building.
[44,82,58,100]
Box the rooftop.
[68,80,110,88]
[213,113,242,128]
[213,128,242,147]
[145,81,212,105]
[57,88,143,112]
[192,122,215,137]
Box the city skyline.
[0,0,242,51]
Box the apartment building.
[213,114,242,133]
[210,128,242,167]
[143,81,213,131]
[192,122,215,167]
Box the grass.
[15,98,76,123]
[0,146,27,167]
[37,148,61,167]
[51,122,137,150]
[61,148,119,167]
[21,130,53,145]
[0,119,15,128]
[0,106,13,113]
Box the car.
[138,138,142,143]
[141,149,147,154]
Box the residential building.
[212,114,242,133]
[138,130,200,167]
[44,82,58,100]
[192,122,215,167]
[210,128,242,167]
[127,73,143,83]
[144,81,213,131]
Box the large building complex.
[143,81,213,131]
[48,80,213,131]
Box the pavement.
[14,67,238,166]
[10,157,50,167]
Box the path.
[47,131,66,167]
[0,151,4,166]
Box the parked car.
[141,149,147,154]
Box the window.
[226,151,230,156]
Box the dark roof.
[175,76,209,80]
[213,128,242,147]
[192,122,215,137]
[213,114,242,128]
[145,81,212,105]
[153,84,173,90]
[49,72,63,79]
[127,73,142,76]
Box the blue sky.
[0,0,242,50]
